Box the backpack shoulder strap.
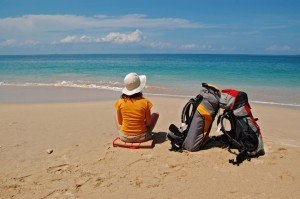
[181,98,194,124]
[181,94,203,126]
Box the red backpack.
[217,89,265,165]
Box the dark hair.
[121,92,143,99]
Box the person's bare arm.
[115,110,122,129]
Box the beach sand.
[0,96,299,198]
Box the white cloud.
[266,45,292,51]
[60,35,77,43]
[102,29,143,44]
[0,39,16,46]
[0,14,204,48]
[0,14,218,53]
[0,14,201,34]
[57,29,144,44]
[79,35,98,43]
[0,39,40,46]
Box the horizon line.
[0,53,299,56]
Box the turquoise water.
[0,54,300,106]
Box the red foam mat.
[112,137,154,149]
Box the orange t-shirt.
[114,97,153,136]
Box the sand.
[0,96,299,198]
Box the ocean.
[0,54,299,106]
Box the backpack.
[216,89,265,165]
[167,83,220,152]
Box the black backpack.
[216,89,265,165]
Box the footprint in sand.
[127,174,161,189]
[277,147,287,152]
[94,177,112,188]
[130,177,143,188]
[12,174,31,182]
[2,184,22,198]
[75,178,92,191]
[41,189,71,199]
[46,164,70,174]
[279,171,295,183]
[3,184,21,190]
[94,177,105,187]
[267,147,288,165]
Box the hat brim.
[122,75,146,95]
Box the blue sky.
[0,0,299,55]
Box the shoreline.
[1,85,300,109]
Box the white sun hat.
[122,72,146,95]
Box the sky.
[0,0,299,55]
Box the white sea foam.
[0,81,123,92]
[249,100,300,107]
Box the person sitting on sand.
[114,72,159,142]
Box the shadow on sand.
[153,132,167,145]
